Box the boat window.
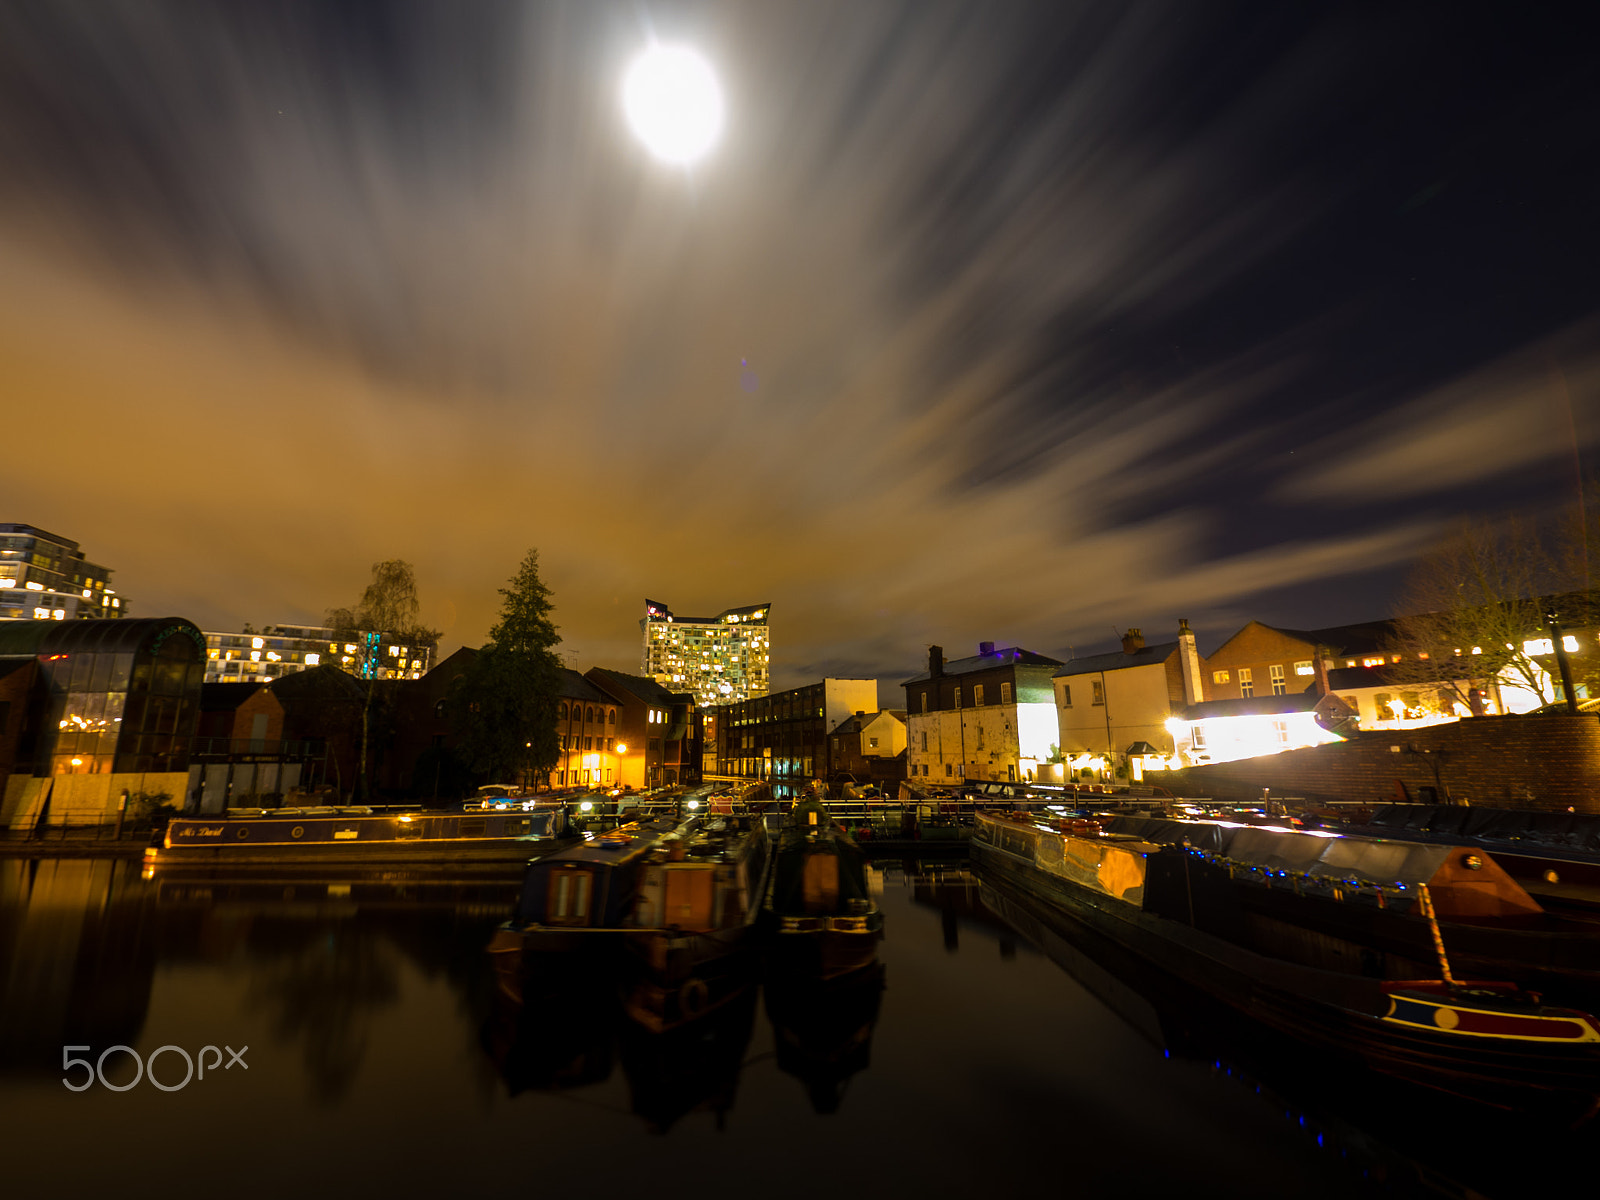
[548,869,593,925]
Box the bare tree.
[1385,517,1576,712]
[327,560,441,802]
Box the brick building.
[586,668,698,789]
[708,678,876,785]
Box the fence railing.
[190,737,327,759]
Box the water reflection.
[484,922,885,1130]
[970,863,1598,1200]
[240,928,400,1103]
[0,859,157,1075]
[765,960,885,1113]
[0,851,1579,1198]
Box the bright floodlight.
[622,45,723,164]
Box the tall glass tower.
[641,599,770,706]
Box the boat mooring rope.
[1415,882,1456,987]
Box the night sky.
[1,2,1596,695]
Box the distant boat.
[156,803,571,865]
[971,811,1600,1119]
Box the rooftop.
[901,644,1064,685]
[1054,641,1178,678]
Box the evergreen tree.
[452,550,563,789]
[326,560,441,802]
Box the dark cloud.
[0,2,1595,690]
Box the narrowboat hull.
[764,812,885,980]
[971,824,1600,1118]
[767,912,885,980]
[622,817,775,1031]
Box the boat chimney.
[1177,619,1204,705]
[929,645,945,678]
[1121,628,1145,654]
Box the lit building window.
[1092,680,1105,705]
[1212,670,1230,684]
[1294,660,1313,676]
[1269,664,1286,695]
[1238,668,1253,698]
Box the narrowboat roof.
[539,818,687,866]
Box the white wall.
[1055,662,1176,759]
[823,678,879,735]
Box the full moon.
[621,45,724,165]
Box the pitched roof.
[586,667,681,706]
[1180,692,1331,719]
[1053,641,1178,679]
[1326,665,1399,691]
[901,646,1064,685]
[556,667,613,704]
[266,663,367,703]
[1255,619,1399,657]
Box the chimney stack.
[1313,644,1331,697]
[929,645,945,678]
[1121,628,1145,654]
[1177,619,1203,705]
[978,641,995,656]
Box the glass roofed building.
[641,598,770,707]
[0,617,205,829]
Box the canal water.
[0,855,1590,1199]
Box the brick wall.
[1203,622,1319,701]
[1176,712,1600,813]
[231,688,286,743]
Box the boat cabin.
[514,818,686,929]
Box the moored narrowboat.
[764,791,883,979]
[1098,814,1600,1007]
[970,810,1600,1117]
[157,804,571,865]
[622,814,774,1033]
